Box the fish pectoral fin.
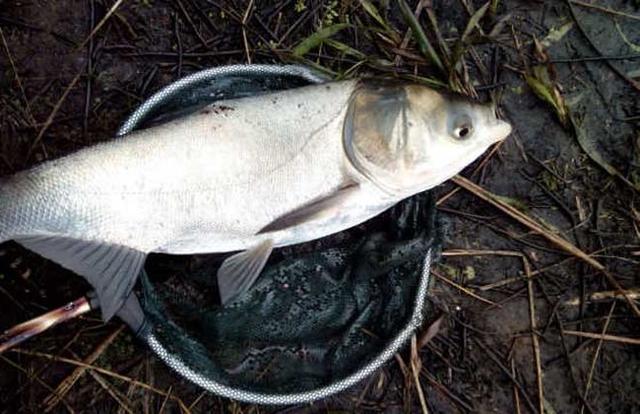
[257,181,361,234]
[15,236,146,322]
[217,239,274,305]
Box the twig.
[143,357,154,414]
[580,302,616,414]
[8,348,192,413]
[473,338,539,413]
[187,392,207,411]
[83,0,95,139]
[77,0,125,50]
[452,175,640,318]
[0,285,27,312]
[174,0,208,48]
[174,13,183,79]
[43,325,125,411]
[7,331,82,404]
[442,249,523,257]
[511,359,522,414]
[478,244,633,291]
[554,314,597,414]
[0,26,36,125]
[432,269,500,307]
[422,370,473,412]
[27,71,83,159]
[118,364,144,414]
[82,359,135,414]
[0,355,77,413]
[275,2,320,46]
[569,0,640,21]
[564,288,640,306]
[563,331,640,345]
[0,16,77,46]
[159,386,173,414]
[186,0,219,35]
[242,0,255,64]
[524,258,544,414]
[411,336,429,414]
[550,53,640,63]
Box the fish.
[0,79,511,329]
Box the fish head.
[344,81,511,197]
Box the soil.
[1,0,639,413]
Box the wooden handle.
[0,296,92,353]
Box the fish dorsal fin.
[217,239,274,305]
[257,182,360,235]
[15,235,146,321]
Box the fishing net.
[118,65,443,405]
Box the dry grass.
[1,0,639,412]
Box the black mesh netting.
[140,191,441,394]
[121,65,444,398]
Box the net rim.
[118,64,433,405]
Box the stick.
[0,296,92,353]
[43,326,125,411]
[569,0,640,21]
[77,0,125,50]
[580,302,616,414]
[524,258,544,414]
[8,348,192,413]
[564,288,640,306]
[432,269,500,307]
[411,336,429,414]
[563,331,640,345]
[452,175,640,318]
[27,71,83,158]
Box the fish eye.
[451,114,474,140]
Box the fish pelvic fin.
[15,235,146,322]
[217,239,274,305]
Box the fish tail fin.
[15,236,147,322]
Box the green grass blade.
[359,0,395,35]
[325,39,367,59]
[461,1,490,42]
[397,0,445,73]
[293,23,350,57]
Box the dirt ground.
[1,0,639,413]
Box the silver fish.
[0,79,511,326]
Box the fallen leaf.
[418,314,445,348]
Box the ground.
[1,0,639,413]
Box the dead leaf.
[418,314,445,348]
[570,112,640,193]
[525,66,569,127]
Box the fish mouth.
[489,119,512,143]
